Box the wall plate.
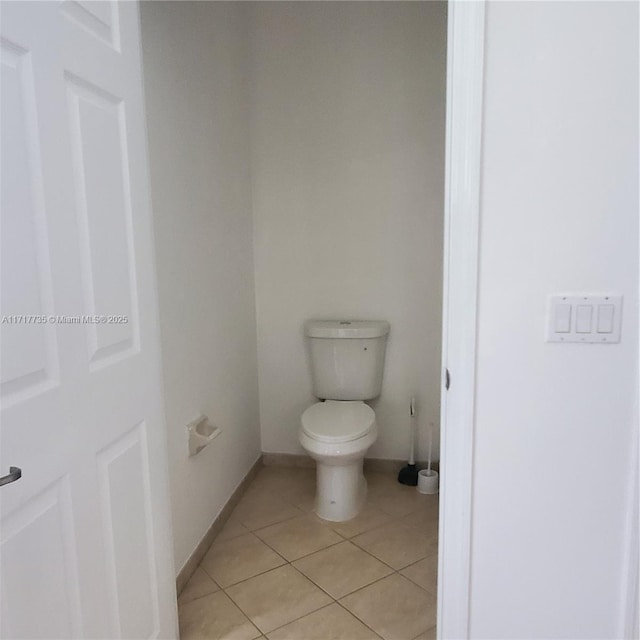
[547,295,623,344]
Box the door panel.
[0,478,82,639]
[66,73,138,368]
[0,2,177,638]
[1,39,59,406]
[60,1,120,50]
[97,423,160,639]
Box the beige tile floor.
[178,466,439,640]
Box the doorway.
[141,1,449,638]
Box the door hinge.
[445,368,451,390]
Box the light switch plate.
[547,295,622,343]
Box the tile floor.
[178,465,439,640]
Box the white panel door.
[0,2,177,638]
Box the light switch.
[597,304,615,333]
[547,295,622,343]
[554,304,572,333]
[575,305,593,333]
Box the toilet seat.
[301,401,375,444]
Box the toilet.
[299,320,390,522]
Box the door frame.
[438,1,486,637]
[619,435,638,638]
[438,4,640,639]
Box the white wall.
[469,2,638,637]
[249,2,447,462]
[140,2,261,573]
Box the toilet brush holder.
[417,469,439,495]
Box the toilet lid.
[301,401,375,444]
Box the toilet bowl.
[299,400,377,521]
[300,319,389,522]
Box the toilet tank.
[305,320,390,400]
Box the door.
[0,2,177,637]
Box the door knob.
[0,466,22,487]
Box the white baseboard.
[176,454,263,595]
[262,451,439,475]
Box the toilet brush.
[398,397,419,486]
[426,420,433,476]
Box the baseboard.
[365,457,440,474]
[262,452,315,468]
[176,454,263,595]
[363,457,405,474]
[263,452,440,475]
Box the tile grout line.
[215,549,427,639]
[292,545,430,603]
[217,470,331,622]
[250,511,349,537]
[239,510,307,534]
[336,571,433,640]
[201,560,285,593]
[247,511,434,584]
[238,472,434,527]
[255,531,348,563]
[333,600,386,640]
[213,552,433,639]
[195,545,432,603]
[198,529,289,583]
[337,569,409,602]
[222,562,335,638]
[260,600,338,638]
[180,468,437,639]
[250,591,387,640]
[347,535,434,574]
[243,472,435,528]
[177,586,262,640]
[412,626,438,640]
[218,584,270,638]
[194,500,433,599]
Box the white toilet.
[299,320,390,522]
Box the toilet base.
[314,459,367,522]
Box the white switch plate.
[547,295,622,343]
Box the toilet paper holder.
[187,415,222,457]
